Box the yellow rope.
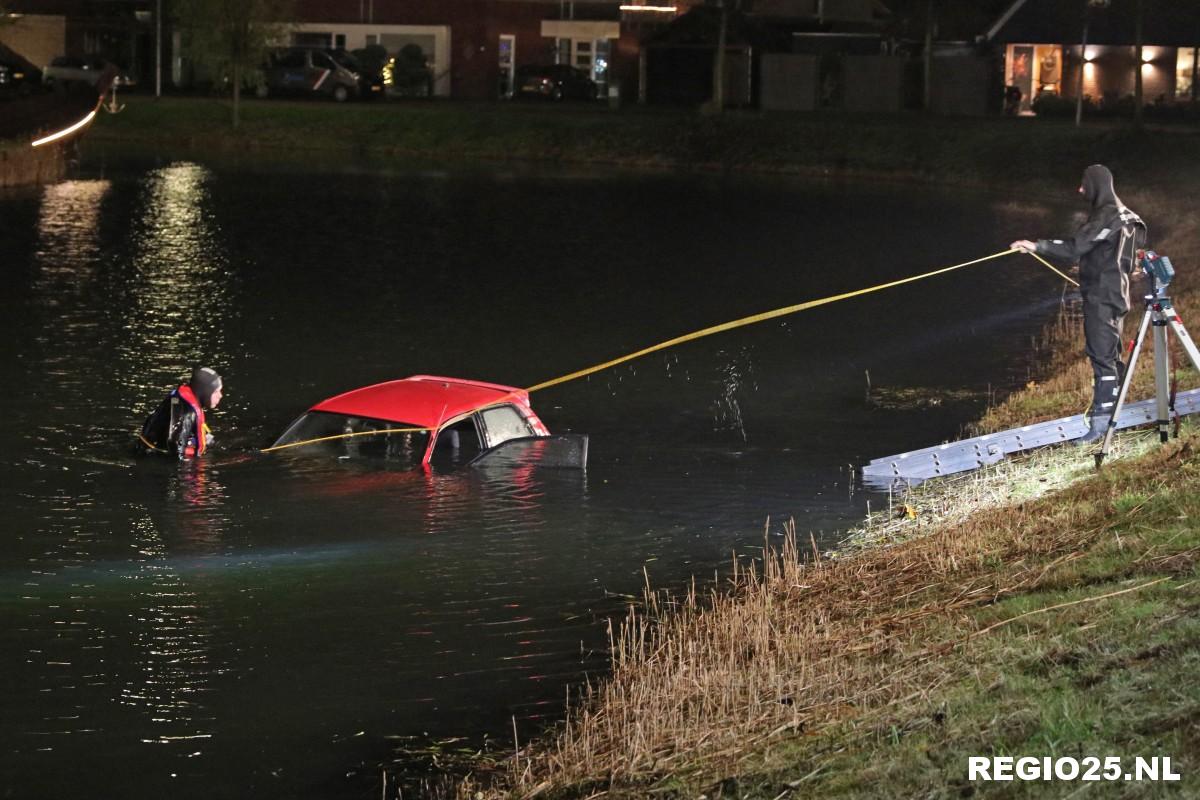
[526,248,1075,394]
[137,433,167,453]
[259,247,1077,453]
[1026,250,1080,287]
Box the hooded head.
[1080,164,1123,211]
[189,366,223,409]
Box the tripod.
[1097,282,1200,466]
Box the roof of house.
[310,375,528,429]
[988,0,1200,47]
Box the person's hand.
[1010,240,1037,254]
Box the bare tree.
[176,0,294,128]
[711,0,728,113]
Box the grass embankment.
[88,95,1200,190]
[455,190,1200,796]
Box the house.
[244,0,710,101]
[641,0,893,110]
[290,0,638,99]
[987,0,1200,113]
[2,0,696,100]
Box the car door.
[308,51,339,94]
[273,50,309,91]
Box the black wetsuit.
[139,386,207,459]
[1036,165,1145,416]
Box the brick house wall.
[293,0,639,100]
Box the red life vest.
[176,384,207,457]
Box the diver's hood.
[1081,164,1123,211]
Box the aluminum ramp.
[862,387,1200,487]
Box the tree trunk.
[1133,0,1144,128]
[922,0,934,112]
[711,0,727,113]
[233,60,241,129]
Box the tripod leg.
[1165,315,1200,374]
[1098,307,1152,464]
[1154,314,1172,442]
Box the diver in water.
[138,366,224,459]
[1012,164,1146,444]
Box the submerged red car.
[271,375,587,470]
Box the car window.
[311,51,335,69]
[277,50,307,69]
[330,51,359,70]
[479,405,534,448]
[271,411,430,463]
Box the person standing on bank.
[138,366,224,459]
[1011,164,1146,444]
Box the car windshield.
[272,410,431,464]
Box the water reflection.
[120,162,236,393]
[119,515,220,747]
[35,179,110,285]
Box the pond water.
[0,156,1073,798]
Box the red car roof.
[310,375,529,429]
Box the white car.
[43,56,136,89]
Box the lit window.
[1177,47,1196,99]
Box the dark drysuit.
[139,385,210,459]
[1036,165,1144,417]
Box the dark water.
[0,157,1072,798]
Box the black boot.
[1077,412,1112,445]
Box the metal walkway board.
[862,388,1200,487]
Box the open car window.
[272,411,430,465]
[429,416,484,470]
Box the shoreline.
[83,96,1200,197]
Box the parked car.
[270,375,588,471]
[328,49,385,99]
[0,59,41,99]
[42,55,135,90]
[515,64,597,101]
[258,47,364,102]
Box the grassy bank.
[87,95,1200,191]
[442,177,1200,797]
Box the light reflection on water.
[0,160,1074,798]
